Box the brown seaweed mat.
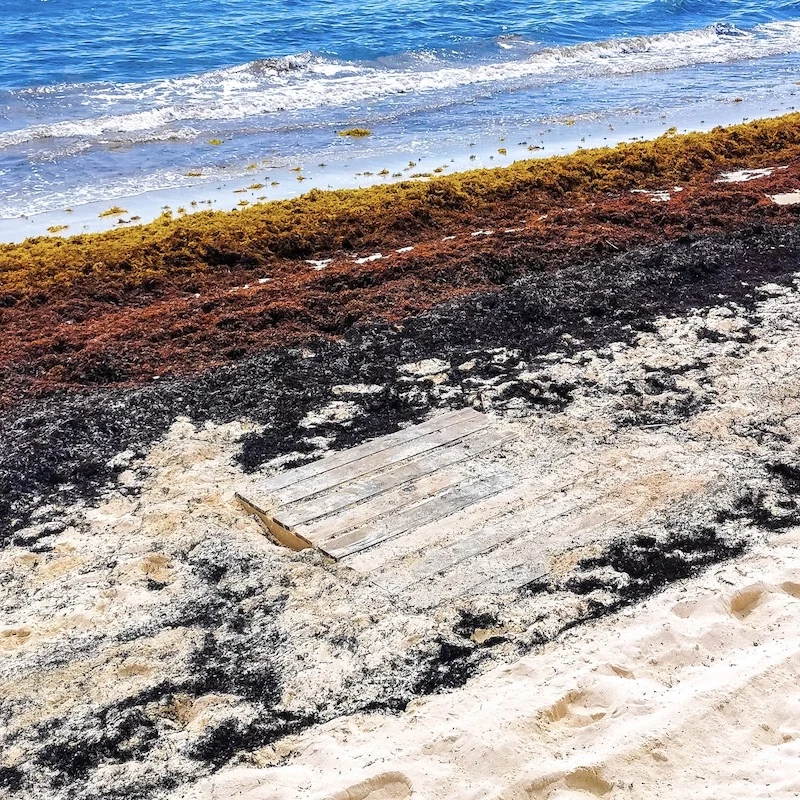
[2,115,800,406]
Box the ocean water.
[2,0,800,233]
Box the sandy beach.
[8,0,800,792]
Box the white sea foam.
[2,23,800,150]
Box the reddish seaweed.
[1,165,799,407]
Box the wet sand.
[0,93,794,243]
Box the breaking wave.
[2,22,800,150]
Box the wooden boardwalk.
[239,408,518,560]
[238,408,713,607]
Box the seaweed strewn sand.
[4,220,800,798]
[4,114,800,800]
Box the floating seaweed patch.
[338,128,372,137]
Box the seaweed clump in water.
[338,128,373,137]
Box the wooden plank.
[397,504,636,606]
[463,561,550,598]
[257,408,485,494]
[272,412,491,506]
[318,472,519,560]
[282,428,515,528]
[371,495,573,594]
[409,560,549,609]
[297,460,484,545]
[352,467,600,581]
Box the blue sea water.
[2,0,800,228]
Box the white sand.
[770,191,800,206]
[716,167,786,183]
[183,525,800,800]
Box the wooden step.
[237,412,719,609]
[238,409,519,561]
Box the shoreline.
[1,93,797,245]
[4,112,800,296]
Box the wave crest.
[2,22,800,150]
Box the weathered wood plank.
[369,493,575,594]
[346,466,599,579]
[297,461,483,545]
[409,560,550,609]
[395,503,638,606]
[257,407,485,494]
[234,493,314,551]
[282,428,515,528]
[318,472,519,560]
[272,412,491,506]
[463,561,550,599]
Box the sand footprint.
[325,771,413,800]
[781,581,800,599]
[670,599,699,619]
[543,690,608,727]
[729,585,766,619]
[499,767,613,799]
[563,767,614,796]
